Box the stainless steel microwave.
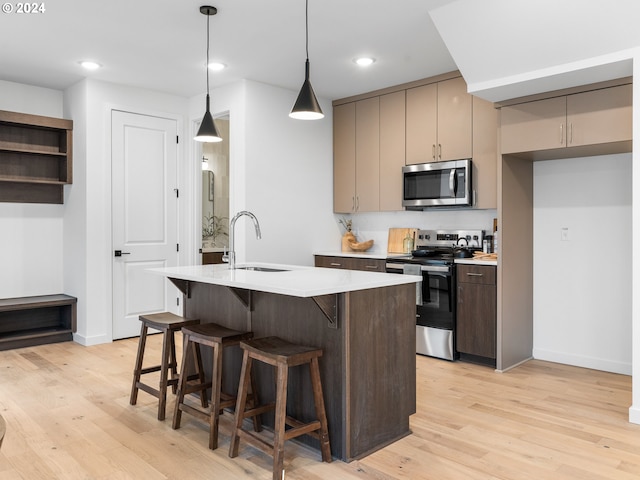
[402,159,472,208]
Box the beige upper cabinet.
[406,77,472,164]
[566,84,632,147]
[334,92,406,213]
[333,98,381,213]
[355,97,380,212]
[500,83,632,155]
[406,83,437,164]
[500,96,566,154]
[333,102,356,213]
[437,77,473,162]
[379,91,406,211]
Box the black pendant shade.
[195,5,222,143]
[289,0,323,120]
[195,94,222,142]
[290,59,323,120]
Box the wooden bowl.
[349,239,374,252]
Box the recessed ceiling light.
[80,61,101,70]
[354,57,376,67]
[208,62,226,71]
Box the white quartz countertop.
[150,263,422,298]
[314,251,410,260]
[454,258,498,266]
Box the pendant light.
[289,0,324,120]
[195,5,223,143]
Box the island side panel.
[344,283,417,459]
[248,291,346,460]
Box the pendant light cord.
[206,12,210,96]
[305,0,309,61]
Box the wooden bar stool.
[129,312,200,421]
[229,336,332,480]
[172,323,259,450]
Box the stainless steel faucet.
[223,210,262,269]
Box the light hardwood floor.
[1,336,639,479]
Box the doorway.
[201,117,230,262]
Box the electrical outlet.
[560,227,570,241]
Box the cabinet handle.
[364,265,378,269]
[466,272,484,276]
[560,123,564,145]
[356,196,359,211]
[432,144,436,160]
[352,196,355,211]
[570,122,573,145]
[438,144,442,160]
[330,262,342,267]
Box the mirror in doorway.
[201,117,229,250]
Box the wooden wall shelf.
[0,110,73,204]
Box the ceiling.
[0,0,459,101]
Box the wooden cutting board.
[387,228,418,254]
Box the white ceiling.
[0,0,458,101]
[4,0,637,105]
[430,0,639,102]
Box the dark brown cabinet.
[314,255,386,273]
[0,109,73,204]
[456,264,496,364]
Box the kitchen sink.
[234,266,289,272]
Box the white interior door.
[112,110,179,339]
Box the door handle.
[114,250,131,257]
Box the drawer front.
[314,255,346,269]
[314,255,385,272]
[457,264,496,285]
[346,257,386,272]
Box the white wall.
[243,81,335,266]
[64,79,189,345]
[533,154,632,374]
[189,80,337,267]
[338,209,498,255]
[0,80,66,299]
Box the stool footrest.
[236,429,277,458]
[283,418,322,441]
[240,402,276,419]
[136,382,160,398]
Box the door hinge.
[176,243,180,252]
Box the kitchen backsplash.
[335,209,497,254]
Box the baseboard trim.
[533,348,631,375]
[73,332,111,346]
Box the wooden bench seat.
[0,294,77,351]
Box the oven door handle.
[385,263,450,273]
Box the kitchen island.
[151,263,421,461]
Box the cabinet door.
[437,77,472,162]
[379,91,406,211]
[500,96,566,154]
[567,84,632,147]
[472,95,497,209]
[333,103,356,213]
[456,282,496,358]
[406,83,437,165]
[355,97,380,212]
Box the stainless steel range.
[386,229,484,360]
